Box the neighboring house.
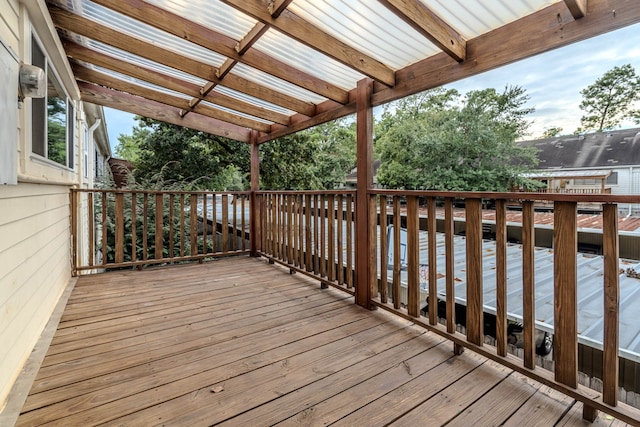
[344,159,381,189]
[518,128,640,215]
[0,1,110,410]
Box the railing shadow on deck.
[71,188,640,424]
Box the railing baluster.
[602,203,619,406]
[203,192,208,254]
[222,194,229,253]
[233,194,238,252]
[393,196,401,309]
[168,194,174,259]
[337,194,344,286]
[407,195,420,317]
[522,200,536,369]
[444,197,455,334]
[305,194,312,271]
[190,194,198,256]
[554,201,578,386]
[314,195,320,274]
[292,195,299,266]
[320,194,326,277]
[241,195,246,251]
[465,198,483,346]
[115,192,125,264]
[346,194,353,288]
[327,194,335,281]
[212,193,217,254]
[299,195,305,268]
[142,193,148,262]
[179,194,185,257]
[155,193,163,260]
[102,192,108,264]
[427,196,437,325]
[495,198,507,357]
[379,195,387,303]
[88,192,94,267]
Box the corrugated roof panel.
[231,62,328,105]
[200,100,272,124]
[50,0,227,67]
[146,0,257,41]
[252,28,365,91]
[289,0,441,70]
[423,0,560,39]
[212,86,297,117]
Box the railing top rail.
[368,189,640,204]
[256,190,356,195]
[71,188,252,196]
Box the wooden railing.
[367,190,639,424]
[70,189,250,273]
[256,190,356,294]
[525,187,612,194]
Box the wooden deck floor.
[14,256,631,426]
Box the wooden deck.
[14,257,631,426]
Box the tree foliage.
[375,86,540,191]
[577,64,640,133]
[115,116,356,191]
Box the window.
[31,34,74,168]
[606,172,618,185]
[573,178,599,186]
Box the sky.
[103,22,640,154]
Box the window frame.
[30,29,75,170]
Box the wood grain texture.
[602,204,619,406]
[465,198,483,345]
[553,201,578,388]
[522,200,535,369]
[495,199,507,357]
[379,196,387,303]
[444,197,455,334]
[406,195,420,318]
[427,197,437,325]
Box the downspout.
[88,119,101,182]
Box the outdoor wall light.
[18,63,46,101]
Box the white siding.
[0,0,19,52]
[0,183,71,410]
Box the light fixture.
[18,63,46,101]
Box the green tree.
[114,126,150,163]
[577,64,640,133]
[541,127,563,138]
[307,119,356,189]
[376,86,540,191]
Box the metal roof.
[44,0,640,143]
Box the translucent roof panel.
[200,100,272,124]
[288,0,442,70]
[231,62,328,105]
[253,28,364,91]
[423,0,559,39]
[211,86,297,117]
[49,0,227,67]
[145,0,257,41]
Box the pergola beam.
[73,65,272,132]
[378,0,466,62]
[89,0,348,104]
[564,0,588,19]
[220,0,396,86]
[268,0,294,18]
[49,5,317,116]
[78,82,251,142]
[64,41,291,126]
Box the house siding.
[0,184,71,409]
[0,0,19,53]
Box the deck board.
[14,256,632,426]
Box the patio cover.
[40,0,640,144]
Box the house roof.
[42,0,640,144]
[519,128,640,169]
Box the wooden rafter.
[378,0,466,62]
[64,41,291,125]
[220,0,396,86]
[49,6,316,116]
[79,82,251,142]
[237,23,269,55]
[73,64,272,132]
[88,0,348,104]
[564,0,588,19]
[259,0,640,143]
[268,0,294,18]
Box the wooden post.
[495,199,507,357]
[355,77,374,309]
[250,132,260,256]
[407,195,420,317]
[444,197,455,334]
[522,200,536,369]
[155,193,163,260]
[427,197,437,325]
[465,198,483,346]
[602,204,619,406]
[70,189,78,276]
[554,201,578,384]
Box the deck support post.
[355,77,375,309]
[250,130,260,257]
